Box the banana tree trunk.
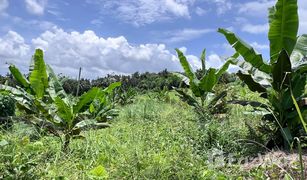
[62,134,71,152]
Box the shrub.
[0,91,15,117]
[0,91,15,127]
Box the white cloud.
[25,0,47,15]
[0,31,31,73]
[207,53,239,73]
[164,28,214,43]
[0,31,30,61]
[195,7,206,16]
[238,0,307,35]
[165,0,190,17]
[238,0,275,17]
[250,42,269,50]
[0,0,8,14]
[211,0,232,15]
[298,0,307,34]
[207,54,223,68]
[241,23,268,34]
[0,28,190,78]
[86,0,193,26]
[90,19,103,26]
[7,15,56,31]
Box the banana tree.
[0,49,121,151]
[0,49,49,114]
[45,64,121,151]
[88,82,122,122]
[219,0,307,147]
[174,48,237,116]
[52,87,112,151]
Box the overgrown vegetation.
[0,49,121,151]
[174,48,236,117]
[219,0,307,148]
[0,0,306,179]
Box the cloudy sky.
[0,0,306,78]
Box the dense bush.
[0,91,15,128]
[0,91,15,117]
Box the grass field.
[4,89,300,179]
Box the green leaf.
[268,7,276,24]
[173,72,190,85]
[190,79,202,97]
[200,48,206,74]
[89,103,95,113]
[268,0,298,62]
[291,89,307,134]
[290,34,307,67]
[281,77,305,110]
[199,68,217,92]
[103,82,121,94]
[73,87,99,113]
[208,91,227,109]
[280,127,293,148]
[175,48,197,81]
[175,89,204,115]
[8,65,30,89]
[237,71,267,96]
[0,84,24,96]
[54,97,73,125]
[272,49,292,91]
[89,165,108,178]
[74,119,97,129]
[0,139,9,147]
[218,28,271,74]
[46,64,66,99]
[29,49,48,99]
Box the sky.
[0,0,306,79]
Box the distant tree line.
[0,69,237,96]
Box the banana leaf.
[73,87,99,113]
[291,34,307,67]
[29,49,48,99]
[8,65,30,89]
[218,28,271,74]
[268,0,298,62]
[54,97,73,126]
[271,49,292,91]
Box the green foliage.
[92,69,182,93]
[28,49,48,99]
[217,28,271,74]
[0,94,261,179]
[0,49,121,151]
[88,82,121,122]
[174,48,236,116]
[0,91,15,117]
[115,87,137,105]
[88,165,109,179]
[219,0,307,147]
[268,0,299,62]
[62,78,91,96]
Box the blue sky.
[0,0,306,78]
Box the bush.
[0,91,15,117]
[0,91,15,128]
